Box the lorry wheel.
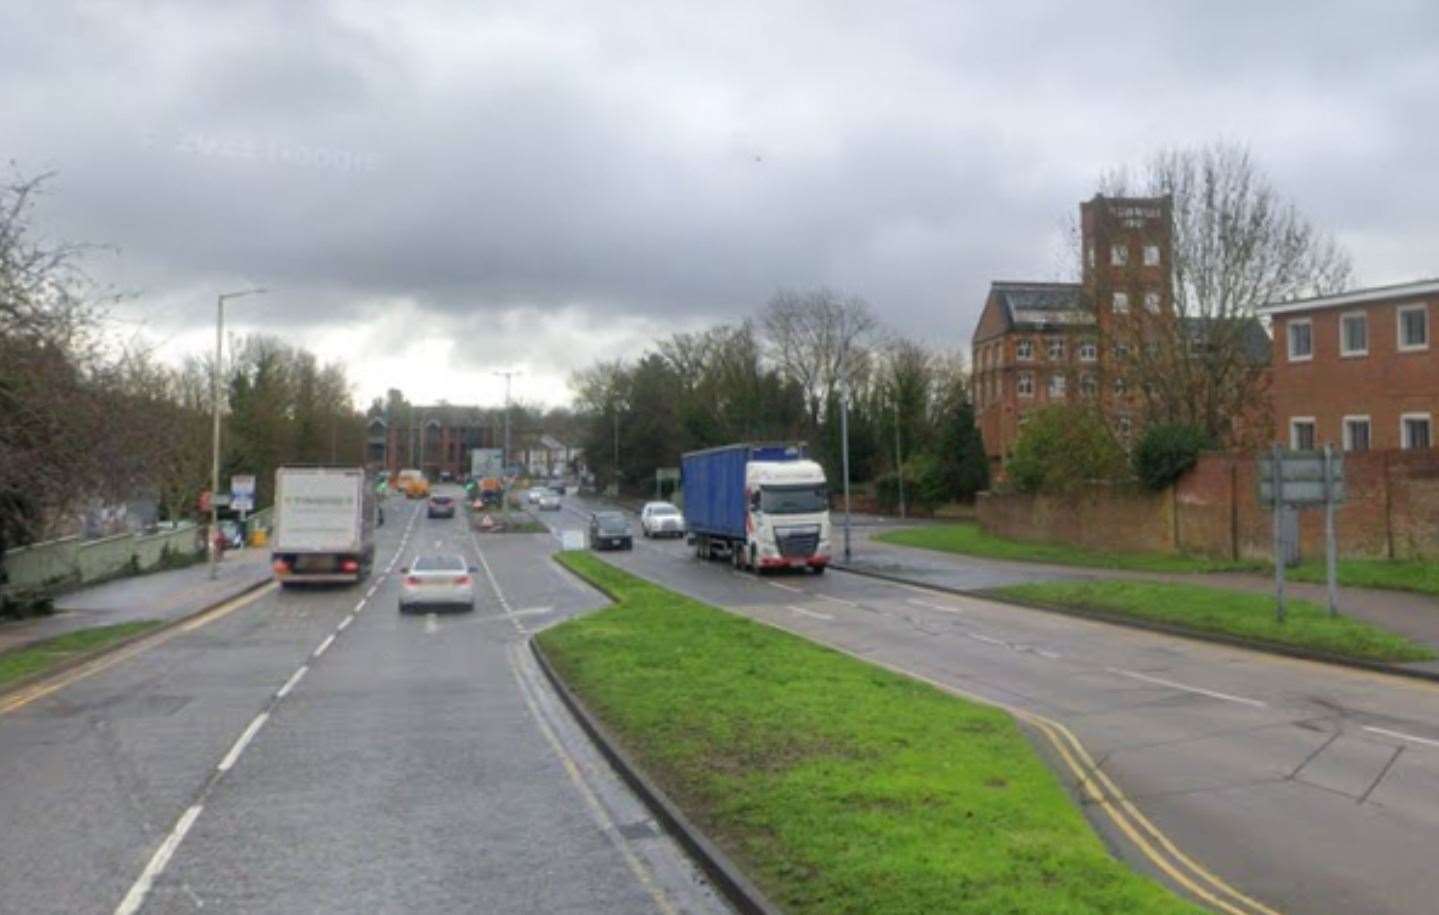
[812,565,826,576]
[731,544,743,570]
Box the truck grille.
[777,527,820,558]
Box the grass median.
[991,580,1435,663]
[540,551,1196,914]
[0,621,162,690]
[875,523,1262,574]
[1290,557,1439,599]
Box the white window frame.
[1144,291,1162,314]
[1287,317,1314,362]
[1117,415,1133,438]
[1397,303,1429,352]
[1113,342,1130,359]
[1143,244,1160,266]
[1289,416,1317,451]
[1342,415,1371,452]
[1401,412,1432,450]
[1110,244,1128,266]
[1017,371,1034,398]
[1079,373,1098,398]
[1086,245,1095,268]
[1112,292,1129,314]
[1339,311,1368,357]
[1078,340,1097,362]
[1048,373,1066,398]
[1113,376,1127,395]
[1047,337,1065,360]
[1015,338,1033,361]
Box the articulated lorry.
[681,443,831,574]
[270,466,377,585]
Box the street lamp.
[493,370,521,519]
[840,377,852,563]
[893,386,906,520]
[210,287,267,580]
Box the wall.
[978,449,1439,562]
[2,524,200,599]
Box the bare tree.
[760,287,881,430]
[1101,143,1353,446]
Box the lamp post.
[893,387,906,520]
[840,377,852,563]
[210,287,266,580]
[493,370,520,519]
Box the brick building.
[1258,277,1438,452]
[365,403,496,480]
[972,195,1176,472]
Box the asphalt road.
[0,486,729,915]
[562,494,1439,915]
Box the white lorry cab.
[744,458,831,572]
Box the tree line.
[570,289,988,510]
[0,169,364,549]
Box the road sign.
[230,474,256,498]
[1257,450,1344,506]
[212,493,233,508]
[231,496,254,512]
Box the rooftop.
[1257,277,1439,316]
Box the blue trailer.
[681,443,831,573]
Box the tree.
[1006,404,1127,494]
[1098,143,1353,446]
[760,287,881,432]
[1132,423,1211,491]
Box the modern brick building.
[972,195,1177,472]
[365,402,496,480]
[1258,277,1438,452]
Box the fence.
[977,449,1439,563]
[2,523,202,599]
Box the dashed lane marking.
[1107,668,1268,709]
[312,633,336,658]
[275,665,308,699]
[787,605,834,621]
[1364,725,1439,749]
[217,712,269,772]
[113,804,204,915]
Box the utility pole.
[493,370,521,519]
[613,405,620,497]
[210,287,266,580]
[840,377,852,563]
[893,388,906,520]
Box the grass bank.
[540,552,1196,914]
[875,523,1262,574]
[0,621,162,689]
[992,580,1435,663]
[1290,558,1439,599]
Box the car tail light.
[406,575,422,586]
[341,559,360,573]
[272,559,289,573]
[453,575,471,585]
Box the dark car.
[549,479,567,495]
[589,511,633,550]
[427,495,456,519]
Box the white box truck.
[271,466,377,585]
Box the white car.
[398,554,476,613]
[537,491,562,511]
[526,487,546,504]
[640,502,686,538]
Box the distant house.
[1258,278,1438,451]
[518,435,582,477]
[366,401,495,480]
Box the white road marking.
[1364,725,1439,749]
[275,665,308,699]
[217,712,270,772]
[1034,648,1063,660]
[907,597,963,614]
[469,531,526,634]
[424,613,439,634]
[788,605,834,621]
[313,633,336,658]
[767,581,803,594]
[113,804,204,915]
[352,600,366,613]
[969,633,1006,646]
[814,593,858,607]
[1107,668,1268,708]
[337,614,354,632]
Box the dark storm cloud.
[2,0,1435,399]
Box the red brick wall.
[978,449,1439,562]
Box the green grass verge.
[876,523,1262,574]
[0,621,163,689]
[1290,558,1439,599]
[992,580,1435,663]
[540,552,1198,914]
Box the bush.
[1006,405,1127,494]
[875,453,950,512]
[1132,423,1212,491]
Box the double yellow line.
[753,617,1279,914]
[0,583,277,717]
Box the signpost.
[655,467,680,501]
[1258,444,1344,621]
[230,474,256,519]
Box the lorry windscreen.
[759,484,827,514]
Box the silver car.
[398,554,477,613]
[537,491,562,511]
[640,501,685,538]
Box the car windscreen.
[412,555,465,571]
[759,484,828,514]
[649,505,679,516]
[595,514,628,532]
[431,496,452,504]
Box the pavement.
[0,548,274,655]
[0,487,730,914]
[833,524,1439,669]
[562,493,1439,915]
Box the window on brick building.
[1086,245,1095,268]
[1340,312,1368,356]
[1398,304,1429,351]
[1402,414,1432,450]
[1017,372,1033,398]
[1048,373,1066,398]
[1343,416,1371,452]
[1290,418,1317,451]
[1143,245,1160,266]
[1112,292,1129,314]
[1047,337,1064,360]
[1080,374,1097,398]
[1016,338,1033,361]
[1078,340,1097,362]
[1287,318,1313,361]
[1117,415,1133,439]
[1113,341,1131,359]
[1110,244,1128,266]
[1144,291,1161,314]
[1113,376,1127,395]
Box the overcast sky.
[4,1,1435,408]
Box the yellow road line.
[0,582,277,716]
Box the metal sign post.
[1323,444,1339,617]
[1258,445,1346,623]
[1270,444,1286,624]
